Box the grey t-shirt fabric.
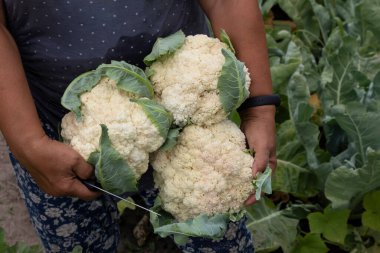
[3,0,208,130]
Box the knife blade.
[81,180,161,216]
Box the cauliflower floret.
[150,35,251,127]
[61,77,164,179]
[151,120,253,221]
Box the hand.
[240,105,277,206]
[18,135,101,200]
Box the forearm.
[199,1,277,185]
[198,0,272,96]
[0,24,46,161]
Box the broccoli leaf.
[150,197,229,245]
[220,29,236,54]
[97,61,154,98]
[61,70,102,119]
[92,125,138,195]
[218,48,249,114]
[132,98,173,139]
[144,30,185,66]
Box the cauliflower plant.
[145,30,251,127]
[61,61,172,194]
[151,120,254,221]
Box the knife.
[81,180,161,216]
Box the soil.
[0,132,41,246]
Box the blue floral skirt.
[8,122,254,253]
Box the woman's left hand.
[240,105,277,206]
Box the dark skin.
[0,2,100,200]
[198,0,277,205]
[0,1,276,204]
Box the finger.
[269,155,277,173]
[69,179,102,201]
[72,156,94,180]
[244,194,257,206]
[252,148,269,176]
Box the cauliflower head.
[148,32,251,127]
[60,61,172,196]
[151,120,254,221]
[61,77,165,179]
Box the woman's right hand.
[0,20,99,201]
[19,134,101,201]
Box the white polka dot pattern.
[3,0,209,128]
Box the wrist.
[239,105,276,122]
[238,94,280,112]
[8,131,48,166]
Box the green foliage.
[131,98,173,138]
[273,119,323,196]
[227,110,242,126]
[90,125,138,195]
[218,48,249,114]
[61,70,101,118]
[292,234,328,253]
[252,167,272,200]
[117,198,136,215]
[150,198,229,245]
[362,191,380,232]
[358,0,380,44]
[97,61,153,98]
[159,128,181,151]
[70,246,83,253]
[246,198,305,253]
[247,0,380,252]
[331,104,380,164]
[61,60,153,118]
[307,206,350,244]
[325,149,380,209]
[219,29,236,54]
[0,228,43,253]
[143,30,185,66]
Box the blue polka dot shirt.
[3,0,208,129]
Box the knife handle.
[79,179,101,192]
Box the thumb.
[69,179,102,201]
[71,157,101,201]
[72,157,95,180]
